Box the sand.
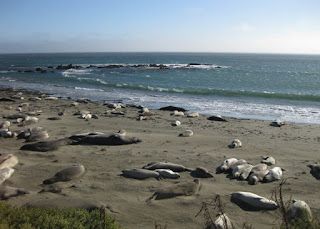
[0,88,319,228]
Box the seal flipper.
[146,193,158,203]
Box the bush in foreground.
[0,201,121,229]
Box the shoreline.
[1,87,320,228]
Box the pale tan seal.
[248,169,269,185]
[0,154,19,169]
[231,191,278,210]
[210,213,233,229]
[154,169,180,179]
[43,164,85,184]
[217,158,238,173]
[232,164,253,179]
[261,156,276,165]
[290,200,312,222]
[264,167,283,182]
[0,186,29,200]
[0,168,15,185]
[179,130,193,137]
[0,121,10,129]
[146,179,200,202]
[228,139,242,148]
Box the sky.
[1,0,320,54]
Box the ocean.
[1,52,320,124]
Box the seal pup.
[217,158,238,173]
[239,164,254,180]
[207,115,227,122]
[229,159,247,171]
[25,197,105,211]
[264,167,283,182]
[146,179,200,202]
[210,213,233,229]
[290,200,312,222]
[228,139,242,148]
[250,163,268,174]
[232,164,253,179]
[187,112,199,118]
[0,168,15,185]
[270,119,287,127]
[171,120,181,126]
[0,129,13,138]
[154,169,180,179]
[179,130,193,137]
[307,164,320,180]
[0,121,10,129]
[231,191,278,210]
[122,168,161,180]
[0,186,29,200]
[261,156,276,165]
[20,138,74,152]
[0,154,19,169]
[17,126,44,139]
[43,165,85,184]
[192,166,214,178]
[143,162,191,172]
[171,110,184,116]
[71,133,142,145]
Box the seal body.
[231,191,278,210]
[147,179,200,202]
[290,200,312,222]
[43,165,85,184]
[218,158,238,173]
[0,168,15,185]
[228,139,242,148]
[0,154,19,169]
[20,138,74,152]
[154,169,180,179]
[264,167,283,182]
[179,130,193,137]
[232,164,252,179]
[261,156,276,165]
[73,133,141,145]
[0,186,29,200]
[248,170,269,185]
[122,169,160,180]
[143,162,190,172]
[211,213,233,229]
[194,167,213,178]
[308,164,320,179]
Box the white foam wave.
[62,69,93,77]
[75,87,104,92]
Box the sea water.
[0,52,320,124]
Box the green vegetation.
[0,201,121,229]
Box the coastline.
[1,87,319,228]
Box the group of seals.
[217,157,283,185]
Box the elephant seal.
[171,120,181,126]
[231,191,278,210]
[307,164,320,179]
[154,169,180,179]
[187,112,199,118]
[217,158,238,173]
[171,110,184,116]
[228,139,242,148]
[0,186,29,200]
[17,126,44,139]
[159,106,187,112]
[122,168,160,180]
[0,168,15,185]
[43,165,85,184]
[20,138,74,152]
[72,133,141,145]
[211,213,233,229]
[261,156,276,165]
[229,159,247,171]
[25,130,49,142]
[192,166,214,178]
[270,119,287,127]
[207,115,227,122]
[250,163,268,174]
[3,113,28,120]
[239,164,254,180]
[146,179,200,202]
[264,167,283,182]
[232,164,253,179]
[290,200,312,222]
[25,197,105,211]
[179,130,193,137]
[248,169,269,185]
[0,121,10,129]
[0,154,19,169]
[143,162,191,172]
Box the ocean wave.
[62,69,93,77]
[74,87,105,92]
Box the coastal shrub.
[0,201,120,229]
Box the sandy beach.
[0,88,319,229]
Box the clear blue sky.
[1,0,320,54]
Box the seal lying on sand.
[179,130,193,137]
[0,186,29,200]
[228,139,242,148]
[261,156,276,165]
[154,169,180,179]
[20,138,74,152]
[0,121,10,129]
[0,154,19,169]
[25,197,105,211]
[43,165,85,184]
[248,170,269,185]
[71,133,141,145]
[0,168,15,185]
[210,213,233,229]
[122,169,161,180]
[289,200,312,222]
[192,167,214,178]
[146,179,200,202]
[231,191,278,210]
[217,158,238,173]
[264,167,283,182]
[232,164,253,179]
[143,162,191,172]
